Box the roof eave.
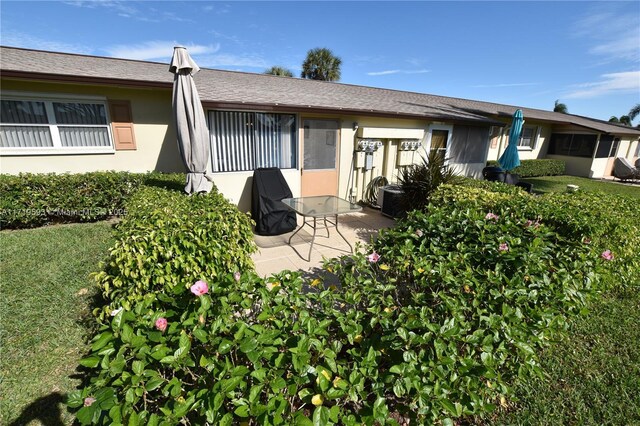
[1,70,172,89]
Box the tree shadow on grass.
[9,392,66,426]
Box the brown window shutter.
[109,100,137,150]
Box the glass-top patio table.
[281,195,363,261]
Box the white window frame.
[517,125,539,151]
[0,91,115,156]
[424,123,453,164]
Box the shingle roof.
[2,46,639,136]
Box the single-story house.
[1,46,639,211]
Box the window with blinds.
[209,111,297,172]
[517,125,538,149]
[0,96,113,153]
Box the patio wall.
[0,79,184,174]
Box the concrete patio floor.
[251,207,395,277]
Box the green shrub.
[70,183,637,425]
[0,172,185,229]
[93,185,256,318]
[397,150,460,212]
[486,159,565,177]
[435,183,639,291]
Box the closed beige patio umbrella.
[169,46,213,194]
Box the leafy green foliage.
[264,66,294,77]
[398,150,460,212]
[93,185,256,318]
[486,159,565,177]
[0,172,185,229]
[301,47,342,81]
[70,180,638,425]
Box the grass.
[522,175,640,198]
[489,289,640,425]
[0,221,114,425]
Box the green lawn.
[0,222,114,425]
[490,289,640,425]
[522,175,640,198]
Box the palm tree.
[553,100,568,113]
[301,48,341,81]
[264,66,293,77]
[628,103,640,121]
[609,115,632,126]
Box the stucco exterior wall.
[0,79,184,174]
[486,122,551,162]
[547,155,593,177]
[333,115,430,203]
[214,168,301,214]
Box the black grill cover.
[251,168,297,236]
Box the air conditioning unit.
[379,185,405,218]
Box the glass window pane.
[303,119,338,170]
[548,133,572,155]
[595,135,614,158]
[571,134,597,158]
[0,125,53,147]
[59,127,110,147]
[519,127,535,147]
[1,100,48,124]
[53,103,107,125]
[209,111,254,172]
[255,113,296,169]
[465,126,489,162]
[430,130,448,150]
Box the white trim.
[0,93,115,155]
[0,147,116,156]
[424,123,453,164]
[1,90,107,102]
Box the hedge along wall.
[486,159,566,177]
[93,184,257,318]
[0,172,186,229]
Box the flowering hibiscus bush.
[70,182,638,425]
[92,185,256,319]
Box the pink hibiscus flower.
[601,250,614,261]
[191,280,209,296]
[155,317,168,332]
[367,252,381,263]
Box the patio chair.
[251,168,297,236]
[612,157,640,182]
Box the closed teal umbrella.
[498,109,524,171]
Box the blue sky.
[1,1,639,123]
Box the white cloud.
[63,1,138,15]
[197,54,268,69]
[471,82,540,88]
[368,70,400,76]
[368,69,430,76]
[64,1,191,23]
[573,5,640,64]
[589,29,640,63]
[104,41,220,61]
[0,32,93,54]
[565,71,640,98]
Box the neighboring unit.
[1,46,639,211]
